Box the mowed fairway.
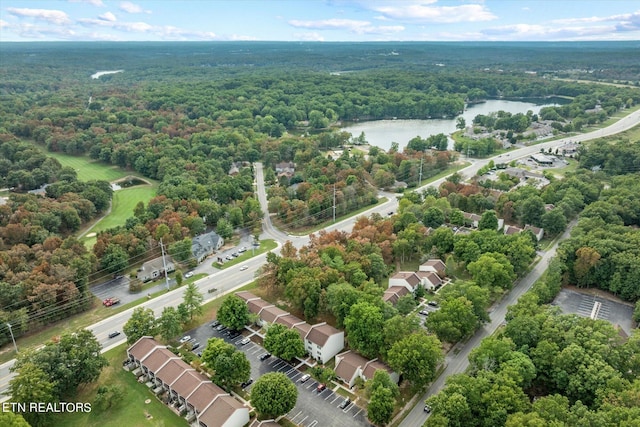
[33,148,129,182]
[83,186,156,247]
[25,144,158,246]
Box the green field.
[31,145,131,182]
[82,185,157,246]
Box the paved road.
[1,110,638,401]
[398,221,577,427]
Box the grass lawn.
[52,344,188,427]
[29,143,130,183]
[82,185,157,247]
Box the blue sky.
[1,1,639,42]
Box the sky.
[1,0,639,42]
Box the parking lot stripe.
[299,415,308,425]
[307,381,317,390]
[290,411,302,421]
[330,396,340,403]
[324,391,333,400]
[308,421,318,427]
[353,408,362,418]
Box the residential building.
[191,231,224,264]
[389,271,421,292]
[126,337,249,427]
[137,255,176,283]
[305,323,344,364]
[419,259,446,276]
[415,271,443,291]
[524,225,545,241]
[382,286,410,305]
[334,350,399,388]
[504,225,523,235]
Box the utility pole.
[333,184,336,223]
[418,157,423,187]
[160,238,170,291]
[7,323,17,353]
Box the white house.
[305,323,344,364]
[335,350,399,388]
[415,271,443,291]
[524,225,545,241]
[388,272,421,292]
[419,259,446,276]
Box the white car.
[184,272,194,278]
[179,335,191,344]
[239,337,251,345]
[239,265,248,271]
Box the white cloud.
[0,20,8,29]
[288,18,404,35]
[68,0,105,6]
[373,2,497,23]
[119,1,150,14]
[7,7,72,25]
[98,12,117,22]
[294,32,325,41]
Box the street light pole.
[7,323,17,353]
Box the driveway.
[183,323,371,427]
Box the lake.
[342,99,562,151]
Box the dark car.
[424,405,432,413]
[259,353,271,361]
[317,383,326,392]
[192,342,200,350]
[228,330,241,339]
[108,331,121,339]
[427,301,439,307]
[210,320,220,328]
[339,398,351,409]
[241,378,254,388]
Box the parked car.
[239,265,248,271]
[239,337,251,345]
[102,297,120,307]
[238,246,247,253]
[427,301,439,307]
[191,342,200,350]
[241,378,253,388]
[179,335,191,343]
[259,353,271,361]
[216,324,226,331]
[424,405,432,413]
[228,330,241,339]
[225,255,233,261]
[108,331,121,339]
[419,310,429,315]
[299,374,310,383]
[339,398,351,409]
[210,320,220,327]
[184,271,194,278]
[317,383,326,392]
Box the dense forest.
[1,41,639,347]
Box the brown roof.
[199,395,245,427]
[390,271,421,287]
[504,225,523,235]
[188,381,227,413]
[293,322,312,340]
[128,336,162,361]
[335,351,368,382]
[275,314,306,329]
[143,348,179,373]
[306,323,341,346]
[247,299,272,315]
[421,259,446,271]
[383,286,410,305]
[362,359,392,381]
[416,271,442,286]
[235,291,260,302]
[463,212,481,221]
[261,305,289,324]
[171,369,207,398]
[524,225,543,235]
[156,359,192,386]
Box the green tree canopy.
[387,332,443,388]
[201,338,251,389]
[263,323,306,361]
[251,372,298,419]
[217,295,250,330]
[123,307,157,344]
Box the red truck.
[103,297,120,307]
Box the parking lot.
[183,323,372,427]
[552,288,635,336]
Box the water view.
[343,99,561,151]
